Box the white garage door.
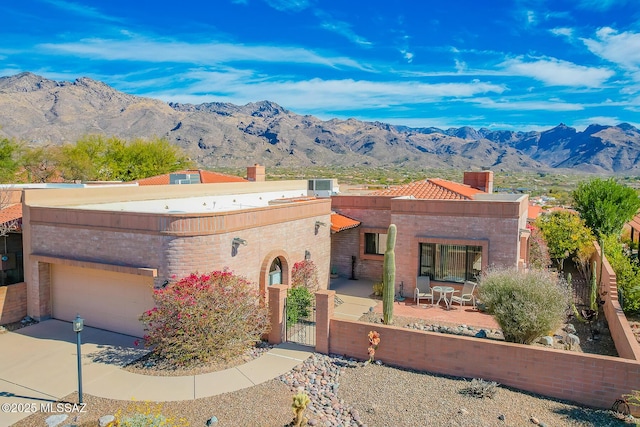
[51,264,155,337]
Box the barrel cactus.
[383,224,397,325]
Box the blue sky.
[1,0,640,131]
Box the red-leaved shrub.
[291,260,319,291]
[140,270,270,366]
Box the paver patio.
[330,277,499,330]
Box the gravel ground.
[13,353,633,427]
[358,311,618,357]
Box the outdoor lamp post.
[72,314,84,404]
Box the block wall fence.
[591,242,640,361]
[0,282,27,324]
[290,286,640,415]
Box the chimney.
[246,164,265,182]
[463,171,493,193]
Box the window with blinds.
[419,243,482,283]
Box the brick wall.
[330,228,355,278]
[164,214,332,292]
[329,318,640,412]
[331,195,527,293]
[592,242,640,361]
[26,199,331,318]
[0,282,27,324]
[31,225,165,276]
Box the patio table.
[432,285,455,310]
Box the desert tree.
[572,178,640,291]
[535,210,594,271]
[57,135,193,182]
[0,138,20,183]
[572,178,640,239]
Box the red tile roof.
[528,204,543,221]
[331,213,361,233]
[0,204,22,231]
[135,170,247,185]
[371,179,484,200]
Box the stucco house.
[330,171,530,297]
[21,173,331,337]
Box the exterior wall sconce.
[305,250,311,260]
[233,237,248,246]
[232,237,247,256]
[315,221,327,235]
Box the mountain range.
[1,72,639,174]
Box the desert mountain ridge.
[1,72,639,174]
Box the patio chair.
[451,281,477,307]
[414,276,433,306]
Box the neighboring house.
[21,174,331,337]
[330,171,530,297]
[0,189,24,286]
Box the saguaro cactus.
[383,224,397,325]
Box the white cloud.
[316,12,372,47]
[147,71,506,113]
[582,27,640,70]
[41,0,123,22]
[576,0,628,11]
[37,36,372,71]
[572,116,625,129]
[526,10,536,25]
[401,50,414,63]
[550,27,573,38]
[469,97,584,112]
[262,0,310,12]
[500,57,614,87]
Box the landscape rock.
[45,414,68,427]
[538,336,553,346]
[564,324,577,334]
[98,415,115,427]
[566,333,580,348]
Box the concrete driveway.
[0,320,312,427]
[0,319,144,427]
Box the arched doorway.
[268,257,282,286]
[259,251,290,302]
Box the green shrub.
[603,235,640,313]
[139,271,270,366]
[286,286,313,327]
[372,281,384,296]
[477,268,570,344]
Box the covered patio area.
[329,276,499,330]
